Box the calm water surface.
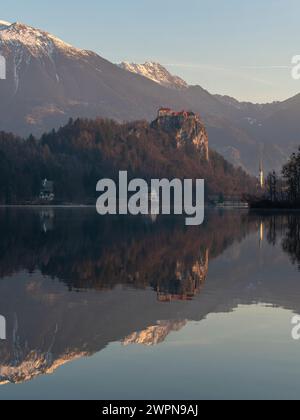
[0,208,300,400]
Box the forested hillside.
[0,118,256,204]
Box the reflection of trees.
[282,215,300,270]
[266,216,278,246]
[260,212,300,270]
[263,214,289,246]
[0,209,256,298]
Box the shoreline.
[0,204,300,213]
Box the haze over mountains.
[0,20,299,174]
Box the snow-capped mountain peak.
[0,20,12,28]
[0,21,88,57]
[119,61,188,90]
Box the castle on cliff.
[157,108,196,119]
[152,108,209,161]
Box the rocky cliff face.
[151,109,209,161]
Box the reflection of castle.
[157,250,209,302]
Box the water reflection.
[0,208,299,387]
[282,215,300,270]
[0,208,254,295]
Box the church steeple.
[259,159,264,189]
[258,144,265,189]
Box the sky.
[2,0,300,103]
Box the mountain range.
[0,20,300,174]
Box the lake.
[0,207,299,400]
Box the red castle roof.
[158,108,196,118]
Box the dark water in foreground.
[0,208,300,400]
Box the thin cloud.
[163,63,279,87]
[164,63,291,70]
[239,65,291,70]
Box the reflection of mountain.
[123,320,188,347]
[0,209,299,384]
[0,348,87,386]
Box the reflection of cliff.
[2,209,299,385]
[1,215,299,386]
[0,208,254,296]
[157,250,209,302]
[0,208,259,385]
[123,320,187,347]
